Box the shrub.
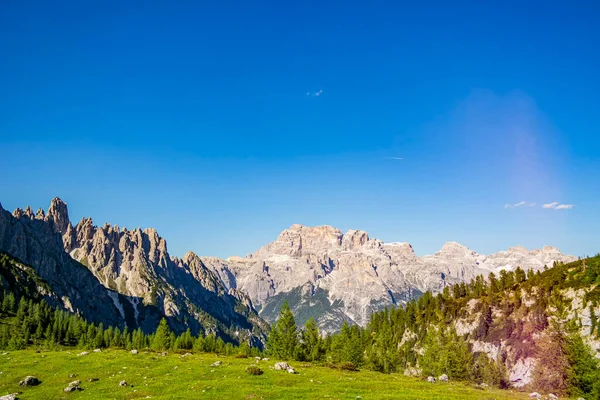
[339,362,358,371]
[324,362,337,369]
[245,366,263,375]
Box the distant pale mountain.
[0,198,577,335]
[200,224,577,332]
[0,198,268,345]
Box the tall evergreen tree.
[152,318,171,351]
[267,301,298,360]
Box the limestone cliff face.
[0,200,130,328]
[0,197,577,336]
[201,225,577,333]
[0,198,268,345]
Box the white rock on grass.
[211,361,222,367]
[131,349,138,354]
[0,394,19,400]
[438,374,448,382]
[119,380,128,387]
[19,376,40,386]
[426,376,436,383]
[93,349,102,353]
[63,380,82,392]
[528,393,542,400]
[274,362,291,371]
[548,395,558,400]
[77,351,89,356]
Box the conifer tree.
[267,301,298,360]
[299,318,323,362]
[152,318,171,351]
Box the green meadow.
[0,350,530,400]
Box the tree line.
[2,252,600,397]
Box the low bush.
[245,366,263,375]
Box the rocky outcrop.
[0,201,131,328]
[0,198,268,344]
[202,225,576,332]
[0,197,577,336]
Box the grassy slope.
[0,350,529,400]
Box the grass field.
[0,350,532,400]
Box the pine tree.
[152,318,171,351]
[267,301,298,360]
[298,318,323,362]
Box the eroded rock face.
[202,225,576,333]
[0,198,268,345]
[1,197,576,337]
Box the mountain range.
[0,198,577,335]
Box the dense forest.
[2,252,600,397]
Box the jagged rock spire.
[47,197,70,235]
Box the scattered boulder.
[0,394,19,400]
[87,378,99,382]
[274,362,291,371]
[478,383,489,388]
[403,367,420,377]
[63,380,82,392]
[19,376,40,386]
[254,356,261,361]
[548,395,558,400]
[77,351,89,357]
[119,380,128,387]
[287,368,296,374]
[211,361,222,367]
[528,393,542,400]
[131,350,138,355]
[179,353,192,358]
[93,349,102,353]
[438,374,448,382]
[69,374,77,378]
[262,358,270,361]
[426,376,436,383]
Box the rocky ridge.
[0,198,268,344]
[0,198,577,335]
[200,224,577,332]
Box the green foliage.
[297,318,324,362]
[420,326,473,380]
[152,318,171,351]
[267,301,298,360]
[245,365,264,375]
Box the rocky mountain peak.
[254,224,343,258]
[541,245,561,254]
[47,197,70,235]
[342,229,369,250]
[507,245,529,255]
[436,241,476,256]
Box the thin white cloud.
[504,201,528,209]
[542,202,574,210]
[385,157,404,160]
[555,204,574,210]
[307,89,323,97]
[542,202,560,209]
[529,202,536,206]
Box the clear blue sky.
[1,1,599,258]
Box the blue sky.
[1,1,599,258]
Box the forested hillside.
[3,247,600,398]
[267,255,600,398]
